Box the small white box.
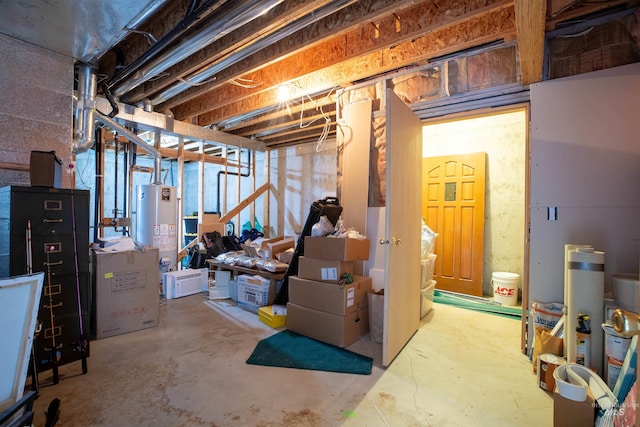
[237,275,274,313]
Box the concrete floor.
[30,295,552,426]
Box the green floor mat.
[246,330,373,375]
[433,290,522,319]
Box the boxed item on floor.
[289,275,371,316]
[304,236,370,261]
[553,386,595,427]
[163,268,208,299]
[92,247,160,339]
[286,302,369,348]
[298,256,355,283]
[237,274,275,313]
[258,305,287,328]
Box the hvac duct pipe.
[106,0,222,91]
[150,0,357,105]
[73,64,97,154]
[113,0,284,98]
[94,110,162,185]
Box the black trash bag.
[203,231,226,258]
[187,246,207,269]
[222,235,243,252]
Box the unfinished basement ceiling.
[1,0,638,149]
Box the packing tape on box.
[553,363,617,411]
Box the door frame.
[422,105,531,353]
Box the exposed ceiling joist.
[4,0,635,149]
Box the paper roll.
[566,247,605,375]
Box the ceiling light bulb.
[277,85,292,102]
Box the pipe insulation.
[93,110,162,185]
[148,0,358,106]
[112,0,284,98]
[565,246,605,375]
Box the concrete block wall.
[0,34,74,188]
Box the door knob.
[611,309,640,337]
[379,237,402,245]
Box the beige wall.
[422,109,527,296]
[0,34,74,188]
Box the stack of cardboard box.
[286,236,371,347]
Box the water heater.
[136,185,178,271]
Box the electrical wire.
[295,86,339,152]
[178,75,218,86]
[229,77,262,88]
[124,27,158,45]
[558,27,594,38]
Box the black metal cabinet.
[0,186,90,377]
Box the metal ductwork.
[149,0,358,106]
[73,63,97,154]
[105,0,223,91]
[94,110,163,185]
[112,0,284,98]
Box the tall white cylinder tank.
[136,185,178,271]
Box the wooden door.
[382,89,423,366]
[422,153,486,296]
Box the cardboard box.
[289,275,371,316]
[304,236,370,261]
[261,236,295,259]
[286,302,369,348]
[298,256,355,283]
[197,221,225,239]
[258,305,286,328]
[92,247,160,339]
[237,274,275,313]
[553,386,595,427]
[277,249,294,264]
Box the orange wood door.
[422,152,486,296]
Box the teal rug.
[246,330,372,375]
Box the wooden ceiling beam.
[153,0,426,112]
[222,95,337,133]
[237,109,337,139]
[193,5,517,126]
[168,0,513,119]
[514,0,546,85]
[121,0,338,104]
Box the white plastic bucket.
[491,272,519,306]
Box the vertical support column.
[177,138,185,251]
[249,148,256,232]
[198,139,205,224]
